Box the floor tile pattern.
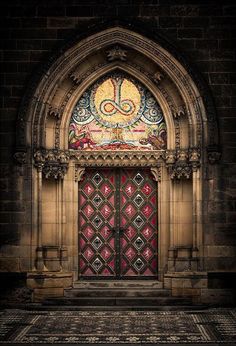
[0,309,235,344]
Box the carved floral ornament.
[33,147,201,180]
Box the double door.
[78,168,158,278]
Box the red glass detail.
[120,237,128,248]
[124,268,136,276]
[141,226,153,240]
[83,204,95,218]
[100,204,112,218]
[100,246,112,260]
[100,268,112,276]
[125,226,136,240]
[108,215,115,227]
[141,204,153,218]
[121,195,127,207]
[120,215,127,227]
[124,203,136,218]
[151,258,157,270]
[79,238,86,250]
[121,258,128,270]
[79,258,86,270]
[108,194,115,206]
[142,246,153,261]
[108,237,115,249]
[80,194,87,207]
[108,258,115,270]
[141,183,153,196]
[150,217,157,226]
[100,226,111,240]
[101,183,112,197]
[83,226,95,240]
[124,182,136,197]
[83,246,94,261]
[121,175,127,184]
[83,183,94,196]
[142,268,153,275]
[124,246,136,260]
[80,216,86,226]
[83,267,94,276]
[150,195,156,205]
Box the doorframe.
[70,160,168,283]
[77,167,160,280]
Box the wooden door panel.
[78,168,158,278]
[119,169,158,277]
[78,169,116,277]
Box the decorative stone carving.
[173,105,186,118]
[151,167,161,182]
[48,107,61,119]
[33,149,69,179]
[189,147,201,171]
[106,45,127,61]
[207,145,221,164]
[75,166,85,182]
[165,148,201,180]
[70,150,165,167]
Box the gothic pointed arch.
[14,22,222,300]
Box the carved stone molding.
[70,150,165,167]
[106,45,127,61]
[207,145,221,164]
[75,166,85,182]
[34,149,69,179]
[151,167,161,182]
[165,148,201,180]
[48,106,61,119]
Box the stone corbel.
[207,145,221,164]
[34,149,69,179]
[165,148,201,180]
[75,166,85,182]
[150,167,161,182]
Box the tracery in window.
[69,72,167,151]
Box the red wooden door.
[78,168,158,278]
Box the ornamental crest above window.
[69,72,167,151]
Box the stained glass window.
[69,72,167,151]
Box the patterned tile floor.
[0,308,235,344]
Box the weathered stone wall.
[0,0,235,298]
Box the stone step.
[64,288,171,298]
[43,296,192,307]
[73,280,163,289]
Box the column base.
[27,271,73,302]
[164,271,208,304]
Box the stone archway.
[15,24,220,302]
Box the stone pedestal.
[27,271,73,302]
[164,271,208,304]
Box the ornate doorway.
[78,168,158,279]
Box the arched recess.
[15,24,221,300]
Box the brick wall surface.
[0,0,235,272]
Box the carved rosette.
[34,149,69,179]
[165,148,201,180]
